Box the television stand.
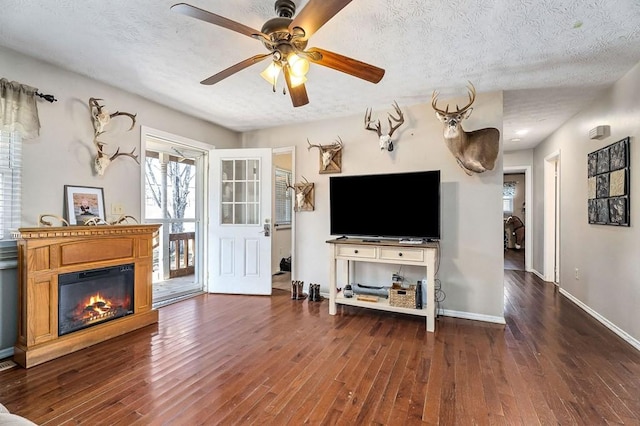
[326,238,437,332]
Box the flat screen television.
[329,170,440,240]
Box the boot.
[315,284,323,302]
[296,281,307,300]
[291,280,298,300]
[308,283,316,302]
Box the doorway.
[272,147,295,293]
[141,127,209,306]
[503,166,532,272]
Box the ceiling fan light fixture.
[289,73,307,88]
[260,61,282,85]
[287,53,310,77]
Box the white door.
[209,148,272,295]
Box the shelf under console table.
[327,238,438,332]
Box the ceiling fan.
[171,0,385,107]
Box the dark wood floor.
[504,248,525,271]
[1,271,639,425]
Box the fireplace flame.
[87,293,111,314]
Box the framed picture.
[587,137,630,226]
[64,185,106,225]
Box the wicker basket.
[388,283,416,308]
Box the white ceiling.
[2,0,640,151]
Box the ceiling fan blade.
[289,0,352,40]
[306,47,385,84]
[171,3,269,40]
[283,66,309,108]
[200,53,272,85]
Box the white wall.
[243,92,505,321]
[504,149,533,168]
[0,45,241,225]
[533,60,640,344]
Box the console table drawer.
[336,245,376,259]
[379,247,424,262]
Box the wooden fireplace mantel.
[14,224,161,368]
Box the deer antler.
[364,108,382,136]
[285,176,296,192]
[307,139,322,151]
[109,146,140,163]
[431,82,476,116]
[330,137,343,151]
[387,101,404,138]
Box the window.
[275,168,292,227]
[503,181,516,215]
[503,197,514,214]
[0,131,21,240]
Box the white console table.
[327,239,437,332]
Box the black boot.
[296,281,306,300]
[310,284,321,302]
[291,280,298,300]
[309,283,316,302]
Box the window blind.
[0,131,22,240]
[275,168,292,226]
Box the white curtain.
[0,78,40,139]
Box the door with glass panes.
[209,148,272,295]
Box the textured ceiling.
[1,0,640,151]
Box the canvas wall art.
[587,137,630,226]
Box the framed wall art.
[587,137,630,226]
[64,185,106,225]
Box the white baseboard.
[441,309,506,325]
[0,347,14,360]
[560,288,640,352]
[531,269,547,281]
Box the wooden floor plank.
[1,270,639,425]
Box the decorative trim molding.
[15,224,160,240]
[441,309,506,325]
[559,288,640,352]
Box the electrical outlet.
[112,203,125,215]
[575,268,579,280]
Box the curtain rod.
[35,91,57,103]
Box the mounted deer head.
[307,137,343,173]
[431,82,500,175]
[89,98,139,176]
[364,101,405,152]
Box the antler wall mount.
[286,176,315,211]
[171,0,385,107]
[364,101,405,152]
[431,82,500,175]
[307,137,343,174]
[89,97,139,176]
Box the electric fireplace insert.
[58,263,135,336]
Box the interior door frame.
[504,165,532,272]
[544,150,561,284]
[272,146,296,280]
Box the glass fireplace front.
[58,263,135,336]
